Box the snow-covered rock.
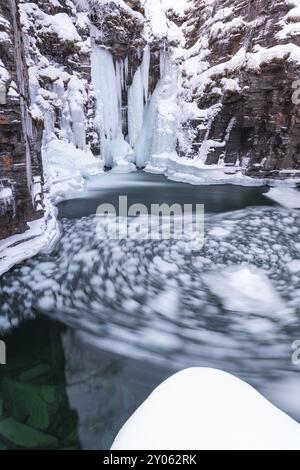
[42,139,103,202]
[112,368,300,450]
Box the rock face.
[1,0,300,243]
[174,0,300,175]
[0,1,43,240]
[90,0,300,175]
[19,0,98,154]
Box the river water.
[0,172,299,449]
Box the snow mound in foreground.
[111,368,300,450]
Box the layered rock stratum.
[1,0,300,242]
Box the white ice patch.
[153,256,179,274]
[111,368,300,450]
[208,226,232,239]
[287,260,300,273]
[0,187,12,199]
[203,265,286,314]
[149,285,180,317]
[266,187,300,209]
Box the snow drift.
[111,368,300,450]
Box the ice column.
[91,46,123,166]
[134,49,179,167]
[127,45,151,149]
[66,76,87,151]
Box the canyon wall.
[90,0,300,176]
[0,1,43,240]
[172,0,300,176]
[1,0,300,243]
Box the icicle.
[127,46,152,149]
[91,46,123,165]
[115,61,123,129]
[67,76,87,151]
[0,183,15,216]
[160,43,168,78]
[124,57,129,91]
[128,67,144,148]
[119,60,124,91]
[141,45,150,103]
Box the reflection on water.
[59,172,274,219]
[0,172,300,449]
[0,319,80,449]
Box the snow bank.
[111,368,300,450]
[203,265,286,314]
[0,196,59,277]
[145,152,264,186]
[21,4,81,43]
[43,13,81,42]
[42,139,104,202]
[0,137,102,275]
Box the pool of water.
[0,172,300,450]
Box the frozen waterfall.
[91,47,123,167]
[91,43,178,169]
[134,49,179,167]
[128,45,151,149]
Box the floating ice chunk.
[266,187,300,209]
[36,294,55,312]
[149,285,180,317]
[153,256,179,274]
[208,226,231,239]
[287,260,300,273]
[111,368,300,450]
[203,265,286,314]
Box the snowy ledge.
[0,140,104,277]
[0,195,60,277]
[145,152,300,188]
[111,368,300,450]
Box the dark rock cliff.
[0,1,43,240]
[174,0,300,176]
[1,0,300,244]
[90,0,300,175]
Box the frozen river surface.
[0,172,300,449]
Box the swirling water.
[0,172,300,449]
